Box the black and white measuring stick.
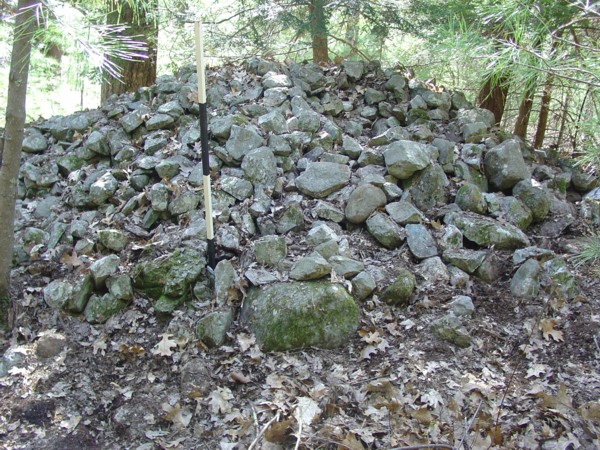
[194,20,216,269]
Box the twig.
[247,411,280,450]
[388,445,455,450]
[294,415,303,450]
[457,399,483,449]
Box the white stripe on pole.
[194,21,207,104]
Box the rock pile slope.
[2,58,600,449]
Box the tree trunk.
[309,0,328,64]
[477,73,510,125]
[513,83,536,139]
[533,73,554,148]
[100,0,158,102]
[0,0,36,331]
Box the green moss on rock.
[381,268,416,306]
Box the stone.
[258,110,288,134]
[449,295,474,317]
[406,224,438,259]
[341,136,363,159]
[146,113,175,131]
[276,203,305,234]
[242,147,277,187]
[296,162,351,198]
[409,162,450,212]
[510,259,541,298]
[484,140,530,190]
[66,275,94,313]
[255,235,287,266]
[195,309,234,348]
[290,254,331,280]
[366,212,406,249]
[220,176,253,201]
[84,293,128,324]
[43,280,74,310]
[225,125,264,162]
[306,224,338,246]
[384,74,406,98]
[241,281,359,351]
[107,275,133,301]
[90,254,120,289]
[343,61,364,81]
[385,201,424,224]
[382,140,430,179]
[169,192,200,215]
[513,181,551,222]
[329,256,364,278]
[431,314,471,348]
[448,266,470,287]
[120,108,149,133]
[217,226,241,252]
[381,268,416,306]
[439,225,463,250]
[313,201,345,223]
[365,88,386,105]
[155,159,180,179]
[457,108,495,128]
[445,211,530,250]
[462,122,488,142]
[314,239,339,260]
[416,256,449,284]
[263,87,288,107]
[351,271,377,301]
[474,252,502,282]
[542,258,578,300]
[98,229,128,252]
[22,132,48,154]
[89,173,118,206]
[455,161,489,193]
[345,184,387,224]
[262,71,292,88]
[442,249,487,274]
[35,333,67,358]
[456,183,487,214]
[485,194,533,230]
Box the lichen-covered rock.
[329,256,364,278]
[296,162,351,198]
[513,181,551,223]
[290,254,331,281]
[442,249,487,274]
[366,212,406,249]
[431,314,471,348]
[241,282,359,351]
[225,125,264,162]
[445,211,530,250]
[351,271,376,301]
[456,183,487,214]
[242,147,277,187]
[385,201,424,225]
[408,163,449,211]
[84,293,128,324]
[484,140,530,190]
[406,224,438,260]
[43,280,74,310]
[195,309,234,348]
[381,268,416,306]
[98,229,128,252]
[485,194,533,230]
[542,257,578,300]
[255,235,287,266]
[345,184,387,224]
[90,254,120,289]
[510,259,541,298]
[215,259,240,306]
[89,172,119,206]
[382,140,430,180]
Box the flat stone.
[345,184,387,224]
[366,212,406,249]
[290,254,331,281]
[296,162,351,198]
[382,140,430,179]
[406,224,438,259]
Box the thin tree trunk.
[0,0,36,331]
[309,0,328,64]
[533,73,554,148]
[556,93,569,148]
[100,0,158,102]
[513,84,536,139]
[477,73,510,125]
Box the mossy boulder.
[241,282,359,352]
[133,248,206,307]
[381,268,416,306]
[445,211,530,250]
[84,293,129,324]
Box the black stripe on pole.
[199,103,216,270]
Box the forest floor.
[0,219,599,450]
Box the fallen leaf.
[539,319,564,342]
[161,402,192,429]
[60,251,84,270]
[526,363,549,379]
[152,334,177,357]
[265,418,295,444]
[209,387,234,415]
[295,396,321,426]
[339,432,365,450]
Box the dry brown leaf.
[539,319,564,342]
[264,418,295,444]
[60,251,84,270]
[161,402,192,429]
[119,344,146,359]
[338,432,365,450]
[152,333,177,357]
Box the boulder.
[296,162,351,198]
[381,268,416,306]
[345,184,387,224]
[484,140,530,190]
[445,211,530,250]
[382,140,430,179]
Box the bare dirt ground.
[1,221,599,450]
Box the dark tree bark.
[0,0,36,331]
[100,0,158,102]
[533,73,554,148]
[477,73,510,125]
[513,84,536,139]
[309,0,328,64]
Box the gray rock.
[455,161,489,193]
[484,140,530,190]
[406,224,438,259]
[258,110,288,134]
[276,203,305,234]
[343,61,364,81]
[351,271,377,301]
[98,229,128,252]
[120,107,149,133]
[408,163,449,211]
[22,132,48,153]
[219,176,253,201]
[242,147,277,187]
[155,159,180,179]
[449,295,474,317]
[214,259,239,306]
[296,162,351,198]
[90,254,120,289]
[511,259,541,298]
[263,87,288,107]
[225,126,263,162]
[384,74,406,98]
[411,95,427,110]
[84,293,128,324]
[149,183,169,212]
[416,256,449,284]
[542,258,578,300]
[513,181,551,222]
[439,225,463,251]
[290,254,331,280]
[451,92,472,110]
[442,249,487,274]
[329,256,364,278]
[89,173,118,206]
[157,100,184,117]
[381,268,416,306]
[431,314,471,348]
[457,108,495,128]
[357,148,384,167]
[295,110,321,133]
[262,71,292,88]
[345,184,387,224]
[313,201,345,223]
[86,130,110,156]
[382,140,430,179]
[314,239,339,260]
[512,246,555,265]
[456,183,487,214]
[146,113,175,131]
[445,211,530,250]
[255,235,287,266]
[169,192,200,215]
[35,333,67,358]
[485,194,533,230]
[365,88,386,105]
[43,280,74,310]
[448,266,470,287]
[242,281,359,351]
[217,225,241,252]
[195,309,234,348]
[107,275,133,301]
[474,252,502,282]
[462,122,488,142]
[366,212,406,249]
[385,201,424,225]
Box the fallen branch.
[248,411,280,450]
